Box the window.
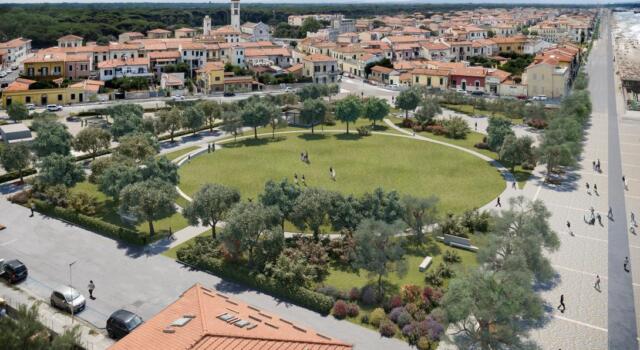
[215,76,220,81]
[416,77,419,83]
[25,96,31,103]
[69,65,73,72]
[138,67,144,74]
[439,78,443,85]
[183,51,187,56]
[475,80,480,88]
[71,93,76,100]
[427,77,432,86]
[58,94,63,101]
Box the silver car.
[50,286,86,314]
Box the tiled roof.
[148,28,171,34]
[371,65,394,74]
[175,27,196,33]
[69,79,105,93]
[451,66,487,78]
[24,52,66,64]
[197,61,225,73]
[3,78,36,92]
[59,34,83,41]
[98,57,149,69]
[148,51,181,60]
[0,37,31,49]
[304,54,335,63]
[212,25,241,35]
[245,47,291,57]
[411,68,451,76]
[109,284,351,350]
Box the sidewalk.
[0,282,114,350]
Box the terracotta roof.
[411,68,451,76]
[109,284,351,350]
[420,42,450,50]
[69,79,105,93]
[304,54,335,63]
[285,63,304,73]
[148,51,181,60]
[59,34,83,41]
[371,65,394,74]
[23,52,66,64]
[175,27,196,33]
[245,47,291,57]
[3,78,36,92]
[451,66,487,78]
[109,43,142,51]
[0,37,31,49]
[148,28,171,34]
[180,42,206,50]
[65,53,91,62]
[212,25,241,35]
[197,61,225,73]
[98,57,149,69]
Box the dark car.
[1,259,28,283]
[223,91,235,97]
[107,309,144,339]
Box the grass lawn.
[162,229,211,259]
[442,104,524,125]
[71,181,189,236]
[324,241,477,294]
[178,132,504,215]
[162,146,200,161]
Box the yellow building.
[196,61,225,93]
[410,68,450,89]
[23,52,66,79]
[523,58,569,98]
[1,78,99,108]
[491,36,528,54]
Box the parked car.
[50,286,86,314]
[531,95,548,101]
[0,259,28,283]
[171,95,185,101]
[25,103,36,110]
[283,86,293,92]
[107,309,144,339]
[10,63,18,71]
[470,90,484,96]
[0,71,7,78]
[223,91,235,97]
[46,104,62,112]
[455,88,468,94]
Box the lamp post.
[69,260,77,323]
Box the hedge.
[0,168,37,183]
[32,199,147,245]
[177,245,333,315]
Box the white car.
[10,63,18,71]
[172,95,185,101]
[455,88,468,94]
[46,104,62,112]
[50,286,86,314]
[531,95,548,101]
[284,86,293,92]
[25,103,36,110]
[0,70,8,78]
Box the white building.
[98,57,151,81]
[0,37,32,66]
[57,35,83,48]
[231,0,241,30]
[203,15,212,36]
[241,22,271,42]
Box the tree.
[328,193,362,233]
[119,179,177,236]
[140,156,179,185]
[114,132,159,163]
[499,135,534,172]
[220,111,243,141]
[268,112,286,139]
[0,303,81,349]
[183,105,206,135]
[300,17,323,36]
[73,127,111,159]
[155,108,183,142]
[297,84,329,101]
[363,96,390,126]
[395,88,421,119]
[242,100,279,139]
[31,120,72,157]
[414,98,441,126]
[108,104,144,139]
[443,116,470,139]
[219,201,281,264]
[266,248,316,287]
[478,196,559,284]
[300,98,327,134]
[486,117,514,151]
[183,183,241,238]
[6,102,29,121]
[259,179,301,230]
[537,129,576,179]
[352,219,407,298]
[198,100,222,132]
[290,187,333,241]
[37,154,84,187]
[442,264,544,350]
[358,187,404,223]
[98,163,141,200]
[401,195,438,242]
[0,143,32,181]
[559,90,591,125]
[334,95,363,134]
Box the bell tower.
[230,0,240,30]
[203,15,212,36]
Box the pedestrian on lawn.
[557,294,566,313]
[88,280,95,300]
[330,167,336,181]
[302,174,306,186]
[300,152,304,162]
[207,144,211,153]
[305,151,309,163]
[594,275,601,291]
[293,173,298,185]
[475,122,478,131]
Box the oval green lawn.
[178,132,504,214]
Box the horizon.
[1,0,639,4]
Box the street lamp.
[69,260,77,323]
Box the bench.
[443,234,478,251]
[419,256,432,272]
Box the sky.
[0,0,638,3]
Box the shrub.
[348,287,360,302]
[474,142,490,150]
[421,316,445,341]
[43,184,69,207]
[413,309,427,322]
[436,262,455,279]
[425,124,446,135]
[360,285,379,306]
[369,308,386,327]
[316,285,341,300]
[417,337,431,350]
[346,303,360,318]
[527,118,548,129]
[401,118,415,128]
[397,311,414,328]
[0,168,37,184]
[461,209,490,233]
[522,161,535,170]
[425,271,443,287]
[387,294,403,310]
[388,307,405,322]
[443,250,462,264]
[442,116,470,139]
[379,319,398,337]
[332,300,348,319]
[360,314,370,324]
[404,302,418,316]
[401,285,422,304]
[357,125,372,136]
[68,192,98,216]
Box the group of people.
[293,151,337,185]
[592,159,602,173]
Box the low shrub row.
[157,121,223,142]
[32,199,147,245]
[176,239,334,315]
[0,168,37,184]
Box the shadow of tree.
[297,133,327,141]
[334,133,362,141]
[223,136,286,148]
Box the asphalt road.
[599,13,640,349]
[0,199,411,350]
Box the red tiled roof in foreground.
[109,284,352,350]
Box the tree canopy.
[119,179,177,236]
[334,95,363,134]
[183,183,241,238]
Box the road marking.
[534,185,542,201]
[0,239,16,246]
[553,314,608,333]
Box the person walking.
[567,221,573,236]
[330,167,336,181]
[512,181,516,189]
[623,175,628,190]
[586,182,590,194]
[293,173,298,185]
[597,159,601,172]
[207,144,211,153]
[557,294,566,313]
[301,174,306,186]
[88,280,95,300]
[592,160,596,171]
[624,257,630,272]
[597,213,603,226]
[474,122,478,131]
[594,275,601,291]
[496,197,501,207]
[631,212,637,227]
[594,183,598,195]
[29,201,35,217]
[305,151,309,164]
[608,206,613,220]
[300,152,304,163]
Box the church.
[203,0,271,43]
